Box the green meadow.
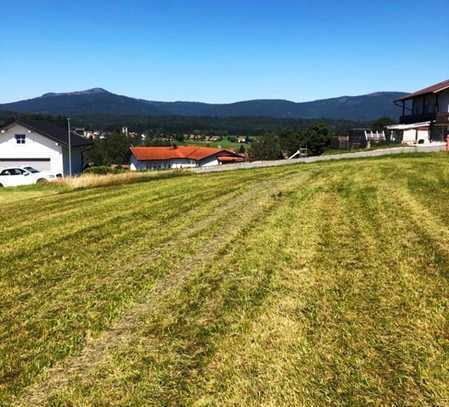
[1,154,449,406]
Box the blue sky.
[1,0,448,103]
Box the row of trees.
[85,123,333,165]
[86,132,131,165]
[249,124,332,160]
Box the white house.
[130,146,245,170]
[388,79,449,145]
[0,119,91,175]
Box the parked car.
[0,167,61,187]
[20,166,62,181]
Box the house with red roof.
[388,79,449,145]
[129,145,245,170]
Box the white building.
[0,119,91,175]
[386,122,433,145]
[388,79,449,145]
[130,146,245,170]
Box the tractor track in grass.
[2,172,289,397]
[44,171,344,406]
[387,186,449,259]
[13,169,314,406]
[4,155,449,406]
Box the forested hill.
[0,88,406,121]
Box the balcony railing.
[400,112,436,124]
[400,112,449,125]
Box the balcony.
[400,112,436,124]
[400,112,449,125]
[436,112,449,124]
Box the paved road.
[192,145,447,173]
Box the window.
[0,168,24,176]
[15,134,26,144]
[23,166,39,173]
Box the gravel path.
[193,144,447,173]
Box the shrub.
[83,166,126,175]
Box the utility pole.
[67,118,72,176]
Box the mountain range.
[0,88,407,121]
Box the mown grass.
[1,153,449,406]
[0,171,190,204]
[0,183,64,205]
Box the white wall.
[0,124,64,173]
[198,156,220,167]
[402,128,430,145]
[169,159,197,169]
[130,154,221,170]
[130,156,198,170]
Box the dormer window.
[15,134,26,144]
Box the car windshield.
[23,167,40,173]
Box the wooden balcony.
[400,112,449,125]
[400,112,436,124]
[436,112,449,124]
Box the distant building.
[387,79,449,145]
[129,146,245,170]
[331,128,387,150]
[0,119,91,175]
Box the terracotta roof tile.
[218,155,245,162]
[130,146,240,161]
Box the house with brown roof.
[129,146,245,170]
[387,79,449,145]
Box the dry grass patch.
[55,170,189,190]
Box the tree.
[85,131,131,166]
[302,124,331,156]
[372,117,396,131]
[277,125,331,157]
[175,133,185,142]
[249,134,281,161]
[279,131,304,157]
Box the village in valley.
[0,78,448,182]
[1,1,449,406]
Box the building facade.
[130,146,245,170]
[0,119,91,175]
[388,79,449,145]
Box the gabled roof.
[130,146,241,161]
[398,79,449,101]
[217,155,246,163]
[386,121,431,130]
[0,119,91,147]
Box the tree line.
[0,111,396,165]
[85,123,334,165]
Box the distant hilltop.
[0,88,407,121]
[41,88,110,98]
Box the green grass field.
[180,136,246,151]
[2,153,449,406]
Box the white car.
[20,166,62,182]
[0,166,61,187]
